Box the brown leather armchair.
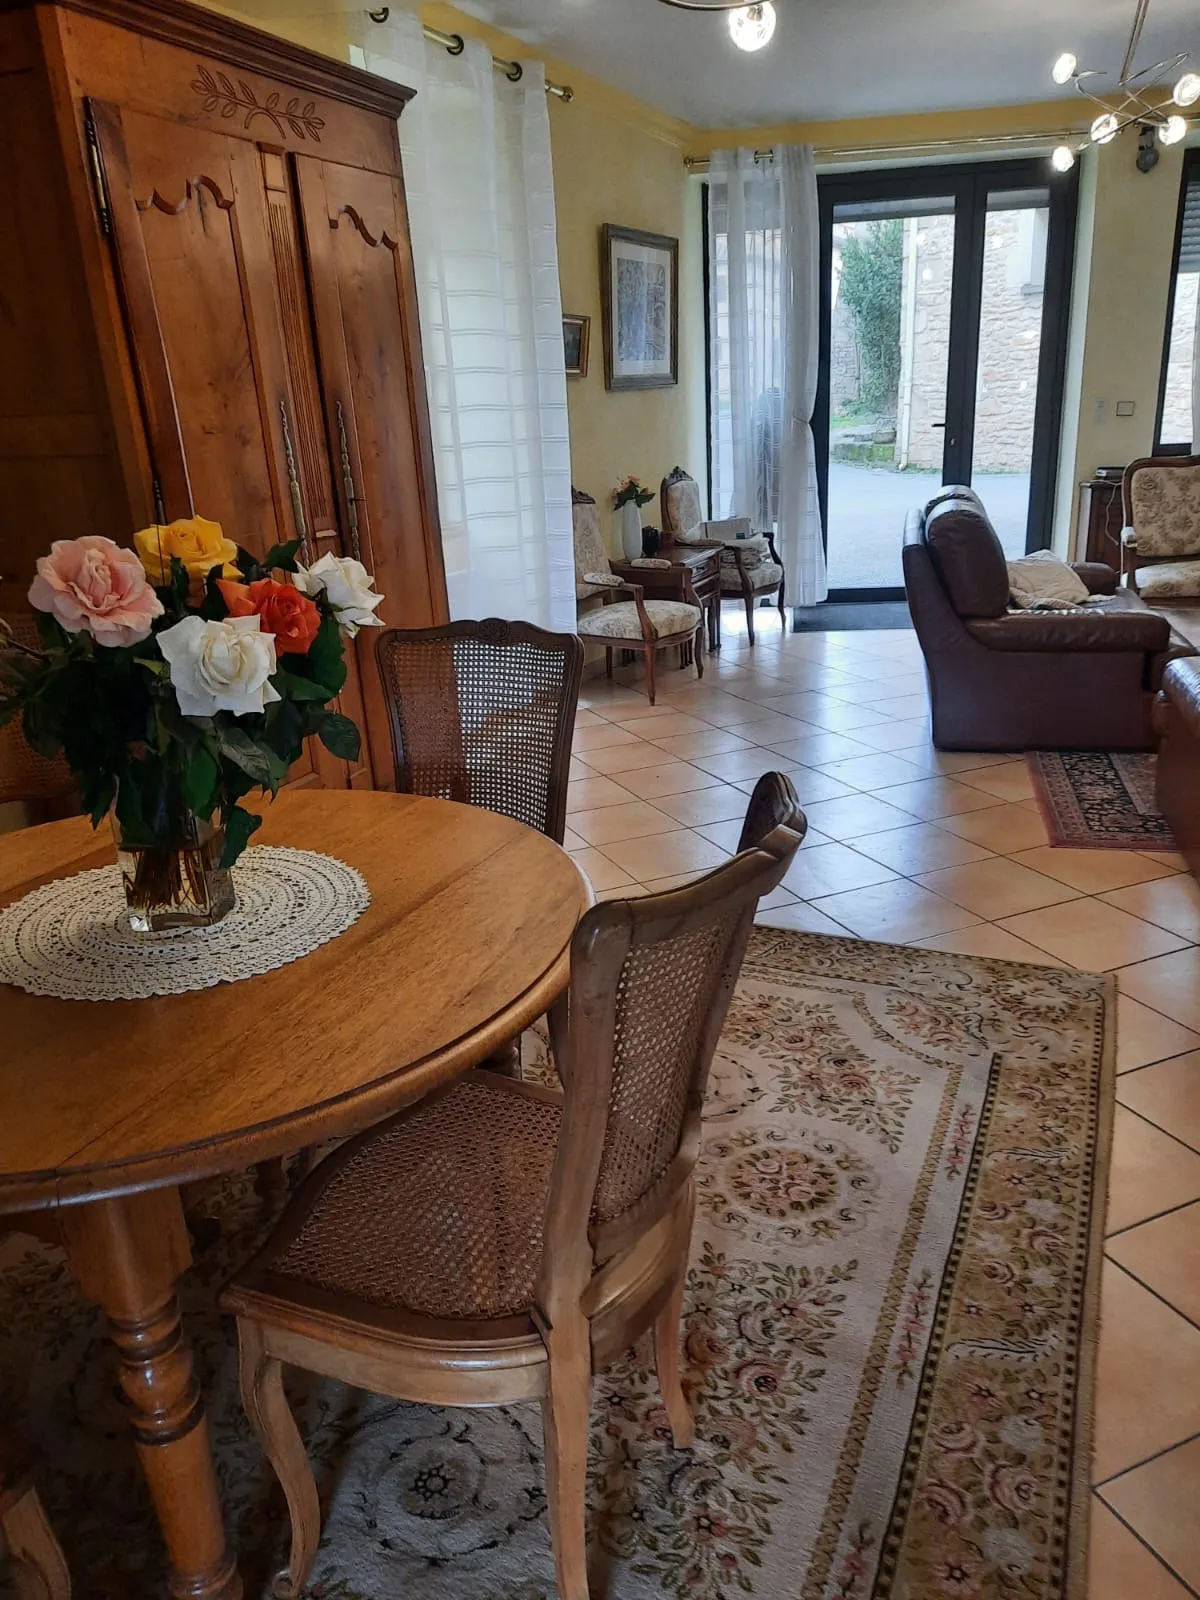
[903,488,1195,751]
[1155,658,1200,881]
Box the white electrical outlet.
[1115,400,1136,417]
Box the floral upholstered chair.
[660,468,785,644]
[1121,455,1200,600]
[571,488,704,705]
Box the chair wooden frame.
[221,776,806,1600]
[1120,454,1200,594]
[661,467,787,645]
[0,1438,71,1600]
[375,617,584,846]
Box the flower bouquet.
[611,475,655,512]
[0,518,383,932]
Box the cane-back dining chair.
[0,615,75,824]
[375,618,583,845]
[0,1436,71,1600]
[221,775,806,1600]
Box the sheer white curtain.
[351,13,575,630]
[709,146,827,606]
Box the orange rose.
[218,577,321,657]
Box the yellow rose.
[133,517,240,588]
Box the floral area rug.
[0,930,1114,1600]
[1027,750,1175,850]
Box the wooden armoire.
[0,0,448,790]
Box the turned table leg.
[60,1189,242,1600]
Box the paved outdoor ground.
[826,464,1031,590]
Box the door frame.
[815,157,1078,602]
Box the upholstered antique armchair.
[1121,455,1200,599]
[571,488,704,704]
[660,467,785,644]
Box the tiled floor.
[569,609,1200,1600]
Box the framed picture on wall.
[562,314,590,378]
[601,224,678,391]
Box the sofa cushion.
[967,592,1170,653]
[924,496,1010,618]
[1136,559,1200,600]
[1162,658,1200,739]
[1007,551,1091,609]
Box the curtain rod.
[365,11,575,101]
[683,129,1083,169]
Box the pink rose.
[29,537,163,647]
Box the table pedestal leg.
[60,1188,242,1600]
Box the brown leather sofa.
[903,488,1196,751]
[1155,659,1200,880]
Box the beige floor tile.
[1092,1260,1200,1483]
[658,688,770,727]
[571,722,644,752]
[566,847,636,893]
[567,800,678,847]
[696,818,746,853]
[573,709,608,728]
[1117,997,1200,1072]
[810,751,931,791]
[716,712,810,744]
[572,740,674,776]
[1109,1106,1200,1233]
[843,717,932,753]
[639,871,709,893]
[912,924,1071,965]
[1107,1200,1200,1327]
[809,878,981,942]
[936,802,1051,853]
[1138,850,1191,873]
[566,775,637,813]
[647,728,755,761]
[616,762,723,800]
[765,732,877,766]
[595,881,651,901]
[1102,1435,1200,1591]
[603,829,729,881]
[1011,846,1176,894]
[561,826,585,852]
[1119,949,1200,1032]
[873,775,1005,821]
[799,792,923,842]
[1087,1500,1193,1600]
[922,749,1020,775]
[650,784,754,827]
[756,901,856,936]
[1102,875,1200,942]
[869,692,930,720]
[954,762,1038,802]
[578,686,645,713]
[774,767,858,805]
[590,698,690,725]
[998,901,1189,972]
[694,746,807,784]
[781,696,891,733]
[850,822,994,874]
[783,841,900,899]
[915,857,1081,919]
[757,884,800,911]
[1120,1052,1200,1154]
[568,758,590,781]
[817,675,907,706]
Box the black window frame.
[1153,147,1200,457]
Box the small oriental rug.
[1028,750,1176,851]
[0,931,1114,1600]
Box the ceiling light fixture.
[1047,0,1195,173]
[655,0,779,54]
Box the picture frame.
[600,224,679,391]
[562,313,590,379]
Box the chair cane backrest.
[1123,456,1200,558]
[0,615,73,811]
[538,777,805,1307]
[375,619,583,845]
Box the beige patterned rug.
[0,930,1114,1600]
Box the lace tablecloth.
[0,846,369,1002]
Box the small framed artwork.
[562,314,590,379]
[601,224,678,391]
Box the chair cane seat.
[252,1074,563,1323]
[577,600,701,642]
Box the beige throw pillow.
[1007,551,1090,610]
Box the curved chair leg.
[237,1320,320,1600]
[643,645,657,706]
[3,1485,71,1600]
[743,588,756,645]
[540,1323,592,1600]
[776,571,786,626]
[605,646,613,680]
[254,1160,289,1209]
[653,1259,694,1450]
[693,625,705,681]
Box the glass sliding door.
[814,159,1076,600]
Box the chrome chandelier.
[655,0,778,54]
[1048,0,1197,171]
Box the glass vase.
[620,500,644,562]
[112,811,235,934]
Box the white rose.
[294,553,384,637]
[158,614,281,718]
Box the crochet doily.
[0,846,369,1002]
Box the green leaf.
[181,744,220,817]
[302,611,347,696]
[219,803,262,868]
[214,725,276,787]
[271,668,331,702]
[86,772,117,828]
[317,712,361,762]
[262,540,301,573]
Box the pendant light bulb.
[1051,143,1076,172]
[1173,72,1200,108]
[1159,114,1188,146]
[729,2,776,52]
[1051,51,1078,85]
[1090,112,1120,145]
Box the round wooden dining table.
[0,789,590,1600]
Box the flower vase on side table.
[621,501,643,563]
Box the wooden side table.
[1077,478,1124,569]
[611,545,723,654]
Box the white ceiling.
[456,0,1200,128]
